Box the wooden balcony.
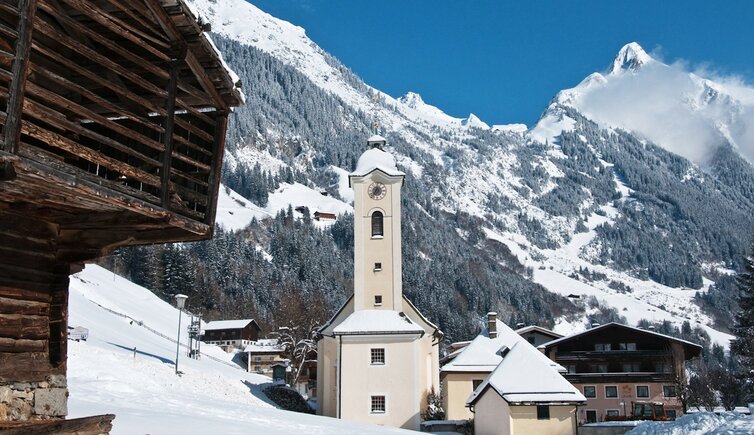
[0,0,243,262]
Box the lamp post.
[174,294,188,375]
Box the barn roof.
[204,319,258,331]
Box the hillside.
[99,0,754,348]
[67,265,413,434]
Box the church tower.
[316,135,442,430]
[350,134,404,311]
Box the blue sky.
[249,1,754,127]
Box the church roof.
[350,147,405,179]
[332,310,425,335]
[467,342,586,406]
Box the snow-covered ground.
[67,265,413,434]
[624,412,754,435]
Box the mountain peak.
[462,113,490,130]
[399,92,425,109]
[610,42,653,75]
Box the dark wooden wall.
[0,214,68,383]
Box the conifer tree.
[731,237,754,400]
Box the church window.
[371,395,386,413]
[371,212,384,237]
[537,405,550,420]
[374,262,382,271]
[371,348,385,365]
[374,295,382,306]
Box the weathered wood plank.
[3,0,38,153]
[0,414,115,434]
[161,58,180,207]
[0,337,46,352]
[0,286,51,303]
[0,313,48,340]
[0,351,51,382]
[0,295,49,316]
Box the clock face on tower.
[368,182,387,200]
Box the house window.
[537,405,550,420]
[585,410,597,423]
[254,356,261,361]
[374,262,382,271]
[371,395,386,413]
[606,410,620,417]
[655,363,673,373]
[472,379,483,390]
[371,212,384,237]
[371,348,385,365]
[636,385,649,398]
[589,364,608,373]
[594,343,612,351]
[374,295,383,306]
[663,385,677,397]
[605,386,618,398]
[622,363,641,372]
[583,386,596,398]
[666,410,677,420]
[566,364,577,374]
[619,342,637,351]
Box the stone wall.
[0,375,67,421]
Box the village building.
[542,322,702,423]
[202,319,261,350]
[516,325,563,347]
[244,339,288,376]
[316,135,443,430]
[0,0,242,429]
[441,313,566,421]
[466,340,586,435]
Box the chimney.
[487,312,497,339]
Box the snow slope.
[67,265,414,434]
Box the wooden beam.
[204,112,227,225]
[0,414,115,434]
[3,0,38,154]
[161,57,180,207]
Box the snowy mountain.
[114,0,754,347]
[547,41,754,165]
[67,265,414,434]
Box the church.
[316,135,443,430]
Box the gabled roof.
[204,319,259,331]
[467,342,586,406]
[515,325,563,340]
[349,147,405,179]
[333,310,425,336]
[542,322,703,358]
[441,320,565,373]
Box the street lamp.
[174,294,188,375]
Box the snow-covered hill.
[67,265,413,434]
[175,0,754,346]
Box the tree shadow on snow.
[107,342,174,365]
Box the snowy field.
[624,412,754,435]
[67,265,412,434]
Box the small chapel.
[316,135,443,430]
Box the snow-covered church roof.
[333,310,425,335]
[467,341,586,406]
[349,146,405,179]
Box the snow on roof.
[442,319,565,373]
[204,319,256,331]
[515,325,563,339]
[467,342,586,406]
[244,339,286,353]
[350,147,405,178]
[333,310,425,335]
[367,134,386,143]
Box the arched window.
[371,211,384,237]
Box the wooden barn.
[0,0,243,431]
